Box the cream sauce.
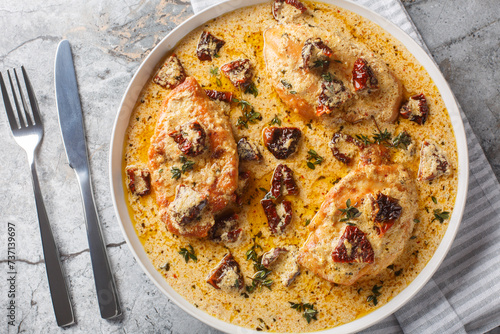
[123,1,458,332]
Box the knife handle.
[75,170,122,319]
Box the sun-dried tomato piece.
[169,122,207,157]
[332,225,374,263]
[196,31,225,61]
[126,166,151,196]
[261,247,288,268]
[207,253,245,290]
[263,127,302,159]
[261,246,300,287]
[209,213,242,243]
[170,185,208,226]
[153,54,186,89]
[418,139,451,181]
[400,93,429,125]
[329,132,364,165]
[237,138,262,161]
[261,199,293,234]
[352,58,378,92]
[235,170,251,205]
[272,0,307,21]
[220,59,253,88]
[205,89,233,103]
[301,38,333,70]
[270,164,299,198]
[373,193,402,236]
[317,79,352,116]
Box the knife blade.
[55,39,121,319]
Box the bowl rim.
[109,1,469,333]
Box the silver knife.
[55,40,121,319]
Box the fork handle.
[30,160,75,327]
[75,170,122,319]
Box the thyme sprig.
[432,209,450,223]
[245,240,273,293]
[244,82,258,97]
[209,66,222,86]
[367,284,382,306]
[270,114,282,126]
[289,302,319,323]
[171,156,195,180]
[179,244,197,263]
[392,131,412,149]
[338,199,361,222]
[306,149,324,170]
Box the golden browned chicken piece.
[263,23,403,123]
[297,145,417,285]
[148,77,239,237]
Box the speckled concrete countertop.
[0,0,498,333]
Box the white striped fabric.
[190,1,500,333]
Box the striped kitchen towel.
[190,1,500,333]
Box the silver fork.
[0,67,74,327]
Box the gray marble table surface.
[0,0,499,333]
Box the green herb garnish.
[367,285,382,306]
[179,244,197,263]
[373,128,392,145]
[270,114,282,126]
[432,209,450,223]
[431,196,438,204]
[338,199,361,222]
[305,219,311,226]
[306,149,324,169]
[210,66,222,86]
[245,82,259,97]
[321,72,333,82]
[356,134,372,146]
[392,131,412,149]
[171,167,182,180]
[237,108,262,129]
[281,80,292,89]
[313,59,329,68]
[289,302,319,323]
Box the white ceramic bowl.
[109,1,469,333]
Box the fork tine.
[0,72,19,130]
[14,68,33,126]
[21,66,41,125]
[8,70,26,128]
